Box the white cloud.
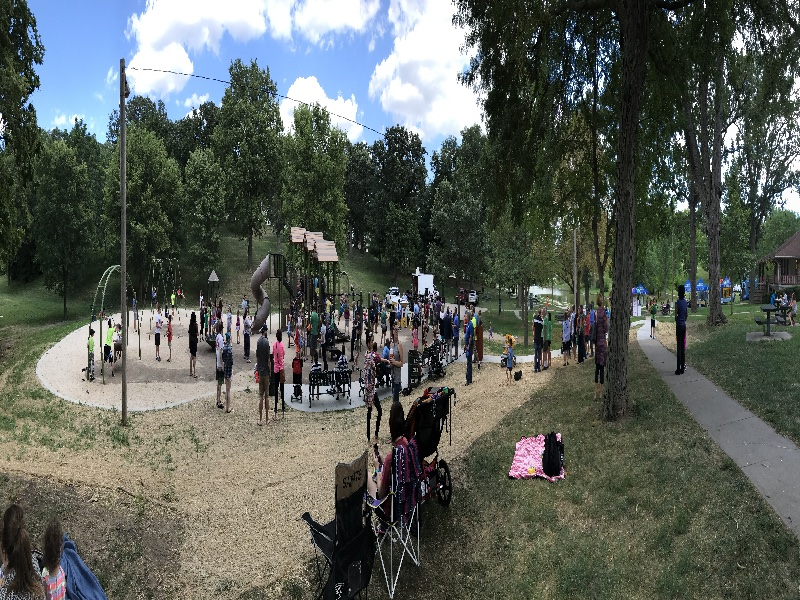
[94,92,104,102]
[368,0,482,140]
[183,92,210,108]
[280,76,362,141]
[266,0,294,40]
[294,0,380,44]
[53,113,86,129]
[126,0,269,96]
[105,66,118,87]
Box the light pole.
[120,58,130,426]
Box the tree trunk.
[603,0,649,421]
[705,51,727,326]
[689,188,698,311]
[523,278,529,348]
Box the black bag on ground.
[542,431,564,477]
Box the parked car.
[468,290,478,304]
[386,286,400,307]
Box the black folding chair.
[301,451,375,599]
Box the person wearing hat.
[222,331,234,413]
[256,324,271,426]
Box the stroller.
[404,386,455,506]
[427,345,445,380]
[290,356,303,403]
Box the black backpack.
[542,432,564,477]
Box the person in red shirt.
[166,314,174,362]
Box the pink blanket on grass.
[508,434,565,482]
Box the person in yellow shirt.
[86,328,95,381]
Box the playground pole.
[120,58,129,426]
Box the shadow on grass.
[371,341,800,599]
[0,472,183,599]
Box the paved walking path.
[634,320,800,537]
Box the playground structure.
[147,257,184,309]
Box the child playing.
[412,326,419,352]
[236,309,241,344]
[86,328,95,382]
[166,314,173,362]
[41,517,66,600]
[489,322,493,339]
[505,342,514,383]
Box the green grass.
[388,337,800,599]
[687,302,800,446]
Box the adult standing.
[272,330,286,416]
[188,311,199,378]
[222,332,234,413]
[441,308,453,363]
[320,317,328,371]
[675,285,688,375]
[533,310,543,372]
[562,312,571,366]
[594,295,608,400]
[650,300,657,339]
[243,311,252,363]
[464,311,474,385]
[256,325,270,426]
[576,306,585,364]
[543,311,552,369]
[475,309,484,366]
[310,306,320,363]
[154,309,163,362]
[215,322,225,409]
[452,310,460,360]
[389,326,403,403]
[363,341,383,441]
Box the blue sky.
[27,0,483,154]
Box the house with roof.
[757,231,800,290]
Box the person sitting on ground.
[41,517,65,600]
[0,504,43,599]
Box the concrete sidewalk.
[634,320,800,537]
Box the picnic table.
[756,304,780,336]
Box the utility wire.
[128,66,383,137]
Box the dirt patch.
[0,471,183,598]
[8,336,555,598]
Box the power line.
[128,66,383,137]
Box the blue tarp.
[62,533,107,600]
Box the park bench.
[308,369,352,404]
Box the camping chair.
[301,451,375,600]
[368,438,423,599]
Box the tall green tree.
[183,148,224,276]
[343,141,376,253]
[281,104,348,248]
[32,139,91,318]
[370,126,427,275]
[0,0,44,265]
[104,126,183,299]
[213,59,283,268]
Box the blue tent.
[684,279,692,292]
[721,276,731,287]
[632,284,648,295]
[696,278,708,292]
